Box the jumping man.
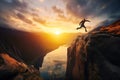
[76,18,90,32]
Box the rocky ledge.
[0,53,43,80]
[66,20,120,80]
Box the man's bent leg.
[84,27,87,32]
[76,26,82,30]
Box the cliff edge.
[66,20,120,80]
[0,53,43,80]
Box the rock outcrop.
[0,53,43,80]
[66,20,120,80]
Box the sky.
[0,0,120,33]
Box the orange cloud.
[16,13,33,25]
[39,0,44,2]
[32,17,47,26]
[52,6,64,14]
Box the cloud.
[4,0,13,3]
[0,0,119,32]
[16,13,33,24]
[51,5,79,24]
[64,0,120,25]
[0,0,28,25]
[0,0,27,11]
[0,0,50,32]
[52,6,67,21]
[52,6,64,14]
[39,0,44,2]
[32,16,47,25]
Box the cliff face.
[66,20,120,80]
[0,53,43,80]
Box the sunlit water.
[40,46,67,80]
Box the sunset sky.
[0,0,120,33]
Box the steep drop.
[66,20,120,80]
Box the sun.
[55,30,61,35]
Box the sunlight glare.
[55,30,61,35]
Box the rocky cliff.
[66,20,120,80]
[0,53,43,80]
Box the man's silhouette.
[76,18,90,32]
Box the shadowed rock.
[66,20,120,80]
[0,53,43,80]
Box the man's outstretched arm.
[85,20,90,22]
